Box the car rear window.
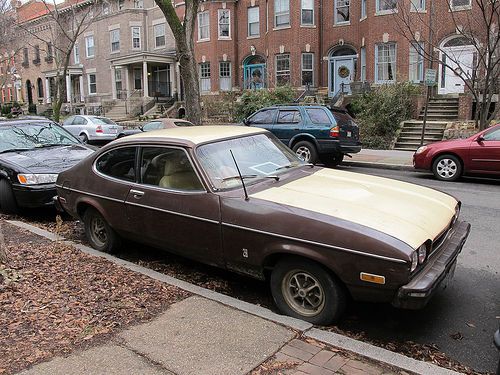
[96,147,136,182]
[277,110,301,123]
[331,111,354,127]
[306,108,332,124]
[90,117,116,125]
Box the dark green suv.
[243,105,361,166]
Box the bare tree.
[155,0,202,125]
[395,0,500,130]
[0,0,20,106]
[19,0,99,122]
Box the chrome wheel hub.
[282,270,325,317]
[90,217,107,247]
[295,147,311,162]
[437,158,457,179]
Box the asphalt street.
[336,165,500,374]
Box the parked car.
[55,126,470,324]
[117,118,196,138]
[62,115,123,143]
[242,105,361,166]
[413,124,500,181]
[0,119,94,213]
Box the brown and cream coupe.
[55,126,471,324]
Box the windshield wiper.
[0,148,33,154]
[221,174,258,182]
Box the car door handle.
[130,189,144,198]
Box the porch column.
[79,75,84,102]
[170,63,177,98]
[124,66,130,98]
[65,74,71,102]
[142,61,149,97]
[111,66,117,99]
[44,77,51,104]
[176,62,182,100]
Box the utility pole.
[420,0,435,147]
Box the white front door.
[329,57,355,96]
[439,46,475,94]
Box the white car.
[62,115,123,143]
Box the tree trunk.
[52,76,65,123]
[178,41,202,125]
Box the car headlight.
[17,173,58,185]
[415,146,427,155]
[418,244,427,264]
[410,251,419,272]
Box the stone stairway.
[394,97,459,151]
[104,100,128,121]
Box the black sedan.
[0,119,94,213]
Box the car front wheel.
[432,154,462,181]
[292,141,318,164]
[0,179,19,214]
[270,258,346,325]
[83,208,121,253]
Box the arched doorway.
[438,36,476,95]
[243,55,266,90]
[25,80,33,105]
[36,78,44,101]
[328,46,357,97]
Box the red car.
[413,124,500,181]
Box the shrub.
[234,86,295,120]
[28,103,37,114]
[351,82,422,149]
[1,105,11,115]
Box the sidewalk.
[342,149,415,171]
[8,220,461,375]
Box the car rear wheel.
[83,208,121,253]
[80,133,89,144]
[0,179,19,214]
[270,258,346,325]
[321,153,344,168]
[293,141,318,164]
[432,154,462,181]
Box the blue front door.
[244,64,266,89]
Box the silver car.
[62,115,123,143]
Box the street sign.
[424,69,437,86]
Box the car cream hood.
[251,168,458,249]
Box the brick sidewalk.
[254,338,401,375]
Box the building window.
[376,0,397,12]
[200,62,211,92]
[375,43,396,82]
[198,11,210,41]
[132,27,141,49]
[219,61,231,91]
[360,47,366,81]
[154,24,166,47]
[110,29,120,52]
[115,69,122,95]
[22,48,29,66]
[85,36,95,58]
[451,0,471,8]
[133,0,143,8]
[103,1,110,14]
[301,53,313,86]
[334,0,350,24]
[46,42,53,62]
[74,44,80,64]
[409,42,424,82]
[275,54,290,86]
[410,0,425,10]
[361,0,367,18]
[88,74,97,94]
[118,0,124,10]
[248,7,260,36]
[33,45,40,64]
[134,68,142,89]
[218,9,230,39]
[301,0,314,25]
[274,0,290,27]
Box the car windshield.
[89,117,116,125]
[197,133,304,190]
[0,122,80,153]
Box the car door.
[124,146,223,266]
[62,116,77,136]
[272,109,302,145]
[468,127,500,174]
[245,108,277,132]
[71,116,87,137]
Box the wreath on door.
[338,65,350,78]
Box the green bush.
[28,103,37,114]
[1,105,11,115]
[351,82,422,149]
[234,86,295,121]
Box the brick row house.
[9,0,489,115]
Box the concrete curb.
[7,220,462,375]
[342,160,415,171]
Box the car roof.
[123,125,266,145]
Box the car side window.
[143,121,163,131]
[63,116,75,126]
[73,116,86,125]
[483,128,500,141]
[306,108,332,125]
[277,110,301,124]
[95,147,137,182]
[140,147,204,191]
[248,109,277,124]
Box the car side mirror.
[243,118,249,125]
[476,135,484,143]
[139,126,144,131]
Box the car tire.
[0,179,19,214]
[270,258,346,325]
[432,154,462,182]
[321,153,344,168]
[80,133,89,144]
[293,141,318,164]
[83,207,121,253]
